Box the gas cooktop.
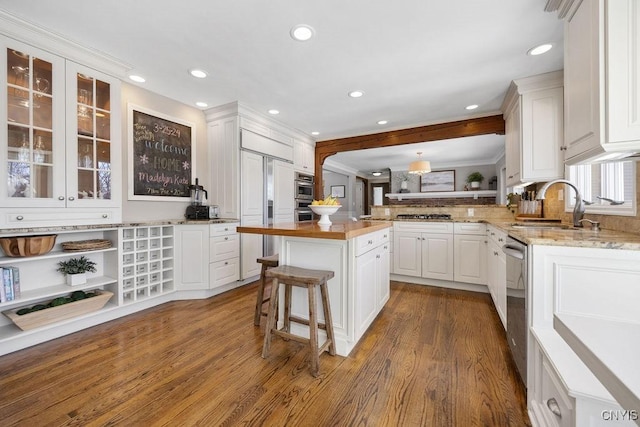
[395,214,452,220]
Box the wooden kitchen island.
[238,220,392,356]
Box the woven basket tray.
[62,239,112,252]
[3,290,113,331]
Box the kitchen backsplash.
[370,204,515,222]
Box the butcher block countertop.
[237,220,392,240]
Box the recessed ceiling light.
[527,43,553,56]
[372,172,382,177]
[348,90,365,98]
[465,104,479,110]
[290,24,315,41]
[189,69,208,78]
[129,75,145,83]
[196,101,208,108]
[311,131,320,136]
[268,109,280,115]
[377,120,388,125]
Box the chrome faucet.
[536,179,585,227]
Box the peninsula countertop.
[237,220,392,240]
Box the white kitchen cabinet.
[0,38,122,228]
[1,36,121,228]
[393,222,453,281]
[453,223,487,285]
[557,0,640,164]
[486,225,506,328]
[354,229,391,340]
[241,150,264,217]
[501,71,564,187]
[273,159,294,217]
[208,116,240,219]
[240,215,263,279]
[294,139,315,174]
[174,224,209,290]
[528,244,639,426]
[209,222,239,289]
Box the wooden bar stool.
[262,265,336,377]
[254,254,279,326]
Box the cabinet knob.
[58,196,65,201]
[224,237,229,240]
[368,240,373,245]
[224,228,228,231]
[498,238,503,242]
[102,214,108,218]
[16,215,24,221]
[508,175,513,179]
[494,251,499,256]
[224,261,228,265]
[376,254,380,259]
[491,232,495,236]
[422,237,425,240]
[546,398,562,418]
[68,196,75,201]
[384,245,387,250]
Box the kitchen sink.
[509,223,574,230]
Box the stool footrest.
[288,315,328,331]
[272,329,311,345]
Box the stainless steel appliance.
[502,236,527,386]
[185,178,210,220]
[295,172,314,222]
[295,172,314,200]
[208,205,219,219]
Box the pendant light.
[408,152,431,175]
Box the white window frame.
[565,160,637,217]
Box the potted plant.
[466,171,484,189]
[57,256,97,286]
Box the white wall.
[120,83,209,221]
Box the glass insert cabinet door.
[65,62,118,207]
[2,39,66,207]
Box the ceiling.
[0,1,563,172]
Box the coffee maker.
[185,178,210,220]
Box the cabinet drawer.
[394,221,453,234]
[210,234,240,262]
[209,223,238,236]
[487,226,507,247]
[355,228,390,256]
[210,257,240,289]
[3,210,116,227]
[540,359,573,427]
[454,222,486,235]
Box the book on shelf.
[0,266,20,302]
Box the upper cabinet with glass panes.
[1,35,121,226]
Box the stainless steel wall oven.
[295,172,314,222]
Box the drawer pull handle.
[102,214,108,218]
[16,215,24,221]
[225,237,229,240]
[546,398,562,418]
[368,240,373,245]
[68,196,75,201]
[58,196,65,201]
[498,238,504,242]
[224,261,228,265]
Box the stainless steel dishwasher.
[502,236,527,386]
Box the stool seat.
[254,254,279,326]
[262,265,336,377]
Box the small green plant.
[56,256,97,275]
[466,171,484,184]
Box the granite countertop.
[0,218,240,236]
[369,216,640,251]
[237,220,392,240]
[492,222,640,251]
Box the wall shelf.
[386,190,497,201]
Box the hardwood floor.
[0,282,530,426]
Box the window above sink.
[566,160,637,217]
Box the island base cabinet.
[277,228,390,357]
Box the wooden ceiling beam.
[313,114,505,199]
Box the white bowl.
[309,205,341,225]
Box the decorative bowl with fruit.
[310,196,341,226]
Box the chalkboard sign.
[128,105,195,201]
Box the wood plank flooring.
[0,282,530,426]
